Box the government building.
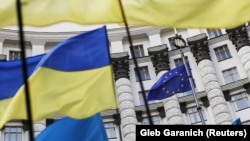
[0,24,250,141]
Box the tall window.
[214,45,232,61]
[222,67,240,84]
[174,56,188,67]
[187,107,206,124]
[9,51,21,60]
[135,66,150,81]
[207,29,223,38]
[142,115,160,125]
[104,122,117,139]
[133,45,145,58]
[231,92,250,111]
[4,127,22,141]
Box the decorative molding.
[21,120,29,131]
[157,107,166,118]
[243,83,250,94]
[179,102,187,113]
[223,90,231,101]
[113,114,121,125]
[148,44,169,74]
[136,111,143,122]
[200,96,209,107]
[187,33,210,64]
[111,52,130,81]
[226,25,250,51]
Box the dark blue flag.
[147,64,192,101]
[232,118,242,125]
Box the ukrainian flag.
[0,26,117,128]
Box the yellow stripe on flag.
[0,65,117,128]
[0,0,250,28]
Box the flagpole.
[118,0,153,125]
[172,35,206,125]
[16,0,35,140]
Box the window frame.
[133,44,145,58]
[9,50,21,60]
[135,66,151,81]
[142,115,160,125]
[231,92,250,111]
[222,67,240,84]
[187,107,206,124]
[214,45,232,62]
[3,126,23,141]
[104,122,117,139]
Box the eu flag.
[147,64,192,101]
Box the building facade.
[0,24,250,141]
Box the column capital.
[111,52,130,81]
[187,33,210,64]
[148,44,169,75]
[226,25,250,51]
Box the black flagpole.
[118,0,153,125]
[16,0,35,140]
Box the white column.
[198,60,232,124]
[158,71,185,124]
[116,78,137,141]
[238,46,250,80]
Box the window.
[231,92,250,111]
[174,56,188,67]
[9,51,21,60]
[4,127,23,141]
[133,45,145,58]
[139,91,155,105]
[142,115,160,125]
[222,67,240,84]
[207,29,223,38]
[214,45,232,61]
[187,107,206,124]
[168,37,176,50]
[104,122,117,139]
[135,66,150,81]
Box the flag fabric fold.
[0,26,117,128]
[35,113,109,141]
[232,118,242,125]
[0,54,44,121]
[1,0,250,28]
[147,64,192,101]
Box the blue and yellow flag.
[35,114,109,141]
[0,0,250,28]
[0,26,117,128]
